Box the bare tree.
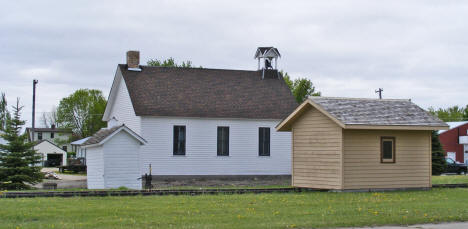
[40,106,58,128]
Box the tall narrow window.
[173,126,186,155]
[37,132,43,140]
[217,127,229,156]
[259,127,270,156]
[50,132,54,138]
[381,137,395,163]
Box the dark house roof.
[26,127,72,133]
[310,97,448,127]
[118,65,298,120]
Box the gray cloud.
[1,0,467,127]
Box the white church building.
[83,48,297,189]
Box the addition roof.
[82,124,146,148]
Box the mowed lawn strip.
[432,175,468,184]
[1,188,468,229]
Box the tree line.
[429,106,468,122]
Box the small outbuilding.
[276,97,448,190]
[81,124,146,189]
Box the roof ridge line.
[119,64,261,73]
[309,96,410,102]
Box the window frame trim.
[173,125,186,156]
[380,136,396,163]
[217,126,230,156]
[259,127,271,157]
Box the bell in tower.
[254,47,281,79]
[254,47,281,70]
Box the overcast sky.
[1,0,467,127]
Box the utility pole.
[375,88,383,99]
[32,79,38,142]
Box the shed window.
[217,127,229,156]
[259,127,270,156]
[51,132,54,138]
[381,137,395,163]
[173,126,186,155]
[37,132,42,140]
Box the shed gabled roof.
[82,124,146,148]
[277,97,449,131]
[108,65,297,120]
[34,140,67,154]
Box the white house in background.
[26,125,73,152]
[82,48,297,189]
[34,140,68,166]
[71,137,90,165]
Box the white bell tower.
[254,47,281,70]
[254,47,281,79]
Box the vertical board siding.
[343,130,431,189]
[140,117,291,175]
[86,147,104,189]
[291,106,343,189]
[108,73,141,134]
[103,131,142,189]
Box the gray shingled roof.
[82,124,146,146]
[82,125,123,146]
[309,97,448,127]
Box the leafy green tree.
[0,99,43,190]
[0,92,10,131]
[147,57,200,68]
[56,89,107,138]
[431,131,446,175]
[464,105,468,121]
[282,72,321,103]
[428,106,466,122]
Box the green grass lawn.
[433,175,468,184]
[1,188,468,229]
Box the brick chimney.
[126,50,140,70]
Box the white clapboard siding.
[102,131,141,189]
[139,117,291,175]
[86,147,104,189]
[108,70,141,134]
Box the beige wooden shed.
[277,97,448,190]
